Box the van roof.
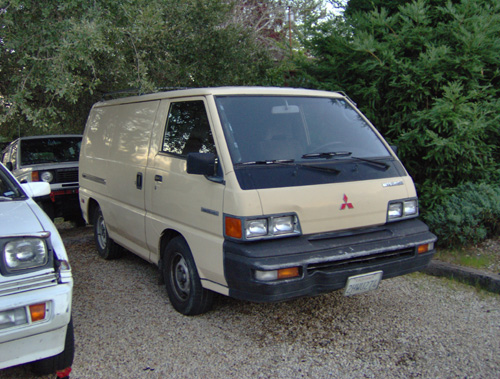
[94,87,345,107]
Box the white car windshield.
[0,165,24,200]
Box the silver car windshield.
[215,96,390,164]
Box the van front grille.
[307,248,415,274]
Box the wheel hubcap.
[173,255,190,300]
[96,215,107,249]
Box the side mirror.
[187,153,216,176]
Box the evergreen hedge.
[288,0,500,246]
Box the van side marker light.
[418,243,434,254]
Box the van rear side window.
[162,101,216,156]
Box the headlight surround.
[387,198,418,222]
[4,238,49,272]
[226,213,301,241]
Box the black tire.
[93,207,122,260]
[40,200,55,221]
[70,213,86,227]
[31,318,75,376]
[163,237,213,316]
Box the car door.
[145,98,225,285]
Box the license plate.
[344,271,383,296]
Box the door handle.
[154,175,163,182]
[136,172,143,189]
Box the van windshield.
[215,96,391,165]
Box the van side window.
[163,101,216,156]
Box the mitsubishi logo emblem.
[340,194,354,210]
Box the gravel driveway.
[1,225,499,378]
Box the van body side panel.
[106,100,159,260]
[146,155,225,285]
[221,172,264,217]
[81,101,160,260]
[79,106,114,223]
[144,98,226,286]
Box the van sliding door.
[105,100,160,260]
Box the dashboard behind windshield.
[215,96,391,165]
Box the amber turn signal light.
[29,303,46,322]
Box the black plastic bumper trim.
[223,218,437,302]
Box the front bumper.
[0,280,73,369]
[224,218,436,302]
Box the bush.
[290,0,500,211]
[423,182,500,247]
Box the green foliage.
[424,183,500,247]
[290,0,500,216]
[0,0,275,139]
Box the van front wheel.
[93,208,122,260]
[163,237,213,315]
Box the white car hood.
[0,200,45,236]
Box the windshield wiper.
[302,151,390,170]
[0,196,14,201]
[350,156,390,170]
[237,159,295,166]
[302,151,352,159]
[236,159,340,174]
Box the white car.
[0,162,74,375]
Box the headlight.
[225,213,301,241]
[4,238,49,272]
[387,199,418,221]
[271,216,296,235]
[246,219,268,238]
[40,171,54,183]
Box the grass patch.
[435,247,494,270]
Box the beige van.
[79,87,436,315]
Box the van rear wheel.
[93,207,122,260]
[163,237,213,315]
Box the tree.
[289,0,500,209]
[0,0,274,139]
